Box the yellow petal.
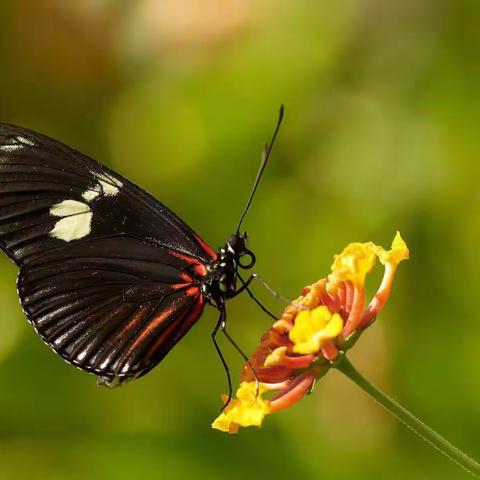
[212,413,238,433]
[289,306,343,355]
[388,231,410,264]
[328,242,377,287]
[264,346,288,367]
[371,232,409,265]
[212,382,271,433]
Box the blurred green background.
[0,0,478,478]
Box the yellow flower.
[289,306,344,354]
[359,232,410,328]
[212,382,271,433]
[328,232,409,289]
[212,232,409,433]
[328,242,377,287]
[372,231,410,266]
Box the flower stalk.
[335,355,480,477]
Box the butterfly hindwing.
[0,123,216,384]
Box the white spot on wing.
[16,136,35,146]
[50,199,90,217]
[80,171,123,202]
[0,144,22,152]
[49,199,92,242]
[82,189,100,202]
[50,212,92,242]
[0,135,35,152]
[93,171,123,197]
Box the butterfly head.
[227,232,256,269]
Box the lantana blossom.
[212,232,409,433]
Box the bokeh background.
[0,0,478,478]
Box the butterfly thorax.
[201,233,255,306]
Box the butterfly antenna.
[236,104,285,234]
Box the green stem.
[334,356,480,477]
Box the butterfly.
[0,106,284,399]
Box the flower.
[212,232,409,433]
[289,306,343,355]
[211,382,271,433]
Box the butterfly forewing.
[0,124,216,384]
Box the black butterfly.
[0,107,284,399]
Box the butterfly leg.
[211,307,233,409]
[221,327,260,399]
[236,274,277,320]
[241,275,310,313]
[249,274,291,304]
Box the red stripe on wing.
[169,250,209,277]
[125,303,178,358]
[171,283,192,291]
[194,233,217,261]
[180,272,193,282]
[193,264,207,277]
[145,289,204,363]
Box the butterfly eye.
[238,249,256,269]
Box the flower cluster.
[212,232,409,433]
